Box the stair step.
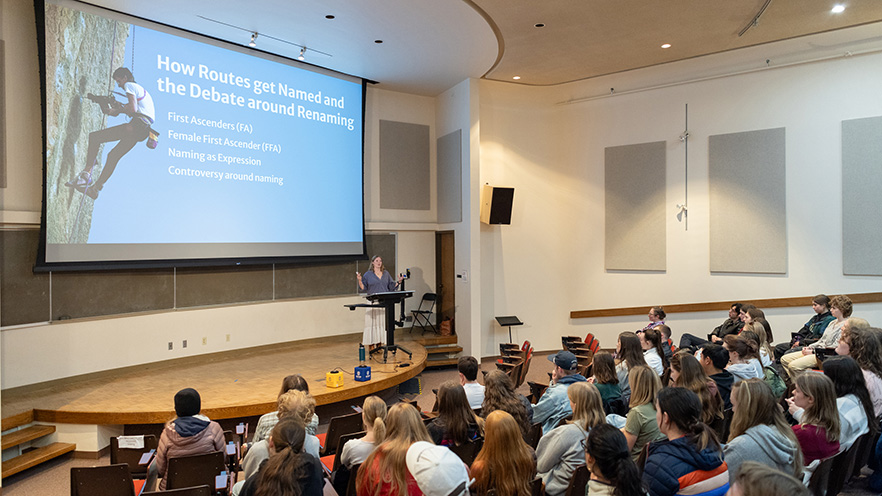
[2,425,56,451]
[425,357,459,368]
[426,345,463,355]
[2,442,76,478]
[1,410,35,432]
[413,335,458,346]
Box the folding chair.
[317,411,363,457]
[166,451,228,495]
[409,293,437,334]
[71,463,137,496]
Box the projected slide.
[42,1,364,266]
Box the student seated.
[156,388,225,491]
[537,382,606,496]
[698,343,734,410]
[253,374,319,443]
[785,372,840,464]
[458,356,485,410]
[834,322,882,417]
[619,365,665,461]
[481,370,533,438]
[781,295,852,377]
[407,441,471,496]
[723,335,763,383]
[332,395,387,494]
[589,351,623,411]
[680,303,744,351]
[773,295,834,360]
[238,418,323,496]
[728,461,810,496]
[532,350,587,434]
[584,424,645,496]
[821,356,878,452]
[427,381,484,446]
[642,388,729,496]
[357,403,433,496]
[639,328,667,376]
[615,332,647,397]
[670,352,724,427]
[640,306,666,331]
[470,410,536,496]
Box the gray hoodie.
[723,424,799,477]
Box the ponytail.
[657,388,721,453]
[362,396,388,443]
[586,424,645,496]
[254,418,308,496]
[372,417,387,444]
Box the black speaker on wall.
[481,185,514,225]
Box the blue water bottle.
[359,344,366,363]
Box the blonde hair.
[745,321,772,358]
[731,461,810,496]
[568,382,606,430]
[277,390,316,426]
[628,365,662,408]
[794,373,840,443]
[357,403,431,496]
[471,411,535,496]
[362,396,388,444]
[729,379,803,477]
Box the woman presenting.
[356,256,404,350]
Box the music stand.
[347,291,413,363]
[495,316,524,343]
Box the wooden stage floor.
[2,333,427,426]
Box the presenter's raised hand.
[356,271,362,283]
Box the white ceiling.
[85,0,882,96]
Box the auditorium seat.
[110,435,157,479]
[165,450,227,494]
[70,463,137,496]
[142,486,212,496]
[565,465,591,496]
[317,411,363,457]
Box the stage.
[2,333,427,426]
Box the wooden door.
[435,231,455,325]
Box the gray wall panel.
[437,130,462,223]
[605,141,667,271]
[379,120,430,210]
[843,116,882,275]
[709,128,786,273]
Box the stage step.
[2,424,56,450]
[425,345,463,355]
[2,410,35,431]
[425,357,459,367]
[2,442,76,478]
[412,335,457,346]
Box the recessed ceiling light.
[831,4,845,13]
[661,43,672,49]
[325,14,335,19]
[512,76,521,80]
[374,40,383,44]
[534,23,545,28]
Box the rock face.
[45,4,128,244]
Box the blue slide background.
[84,23,364,245]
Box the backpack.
[763,365,786,399]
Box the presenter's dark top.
[360,270,397,295]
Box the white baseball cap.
[405,441,471,496]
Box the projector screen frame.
[33,0,371,272]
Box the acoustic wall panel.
[379,120,430,210]
[437,130,462,223]
[605,141,667,271]
[843,116,882,276]
[709,128,786,273]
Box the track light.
[298,47,306,61]
[249,33,258,47]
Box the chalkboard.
[0,229,394,326]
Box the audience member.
[724,379,802,478]
[742,322,772,367]
[781,295,852,376]
[835,323,882,417]
[639,327,667,376]
[620,365,665,460]
[670,352,724,427]
[407,441,470,496]
[656,325,674,360]
[241,390,320,483]
[427,381,483,446]
[253,374,319,443]
[699,344,734,410]
[481,369,533,437]
[457,356,485,410]
[589,351,623,409]
[238,418,323,496]
[774,295,834,360]
[357,403,433,496]
[537,382,606,495]
[156,388,225,491]
[470,410,536,496]
[642,388,729,496]
[738,304,756,323]
[679,303,744,351]
[584,424,644,496]
[727,461,810,496]
[340,396,387,469]
[785,372,840,464]
[822,356,877,451]
[723,335,763,383]
[641,306,666,331]
[615,332,647,396]
[532,350,587,434]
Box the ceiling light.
[298,47,306,61]
[661,43,672,49]
[249,32,258,47]
[831,4,845,13]
[512,76,521,80]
